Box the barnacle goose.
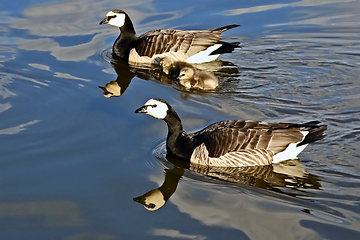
[100,9,240,65]
[135,98,327,167]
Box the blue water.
[1,0,360,239]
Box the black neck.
[163,106,183,135]
[120,14,137,36]
[113,15,137,59]
[164,105,183,134]
[163,106,194,160]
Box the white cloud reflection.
[152,228,206,240]
[54,72,90,82]
[222,4,288,16]
[29,63,51,71]
[0,120,40,134]
[222,0,356,16]
[267,14,357,27]
[0,73,16,99]
[221,0,360,30]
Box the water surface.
[1,0,360,239]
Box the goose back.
[133,25,240,63]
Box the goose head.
[135,98,169,119]
[99,9,127,27]
[159,56,173,68]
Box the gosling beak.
[99,18,108,25]
[135,105,148,114]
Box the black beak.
[99,18,108,25]
[135,106,147,114]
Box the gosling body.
[178,66,219,90]
[160,57,219,90]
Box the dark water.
[1,0,360,239]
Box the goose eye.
[107,15,116,21]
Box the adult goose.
[135,99,327,167]
[99,9,240,65]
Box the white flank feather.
[273,131,309,163]
[187,44,222,63]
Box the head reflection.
[99,58,135,98]
[133,166,184,211]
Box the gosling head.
[159,57,173,69]
[99,9,127,27]
[178,67,195,80]
[135,98,169,119]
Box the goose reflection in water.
[133,155,321,211]
[99,57,239,98]
[99,58,135,98]
[133,166,184,211]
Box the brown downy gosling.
[159,57,194,78]
[178,65,219,90]
[160,57,219,90]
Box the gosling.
[159,57,193,77]
[178,65,219,90]
[160,57,218,90]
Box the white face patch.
[106,11,126,27]
[143,99,168,119]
